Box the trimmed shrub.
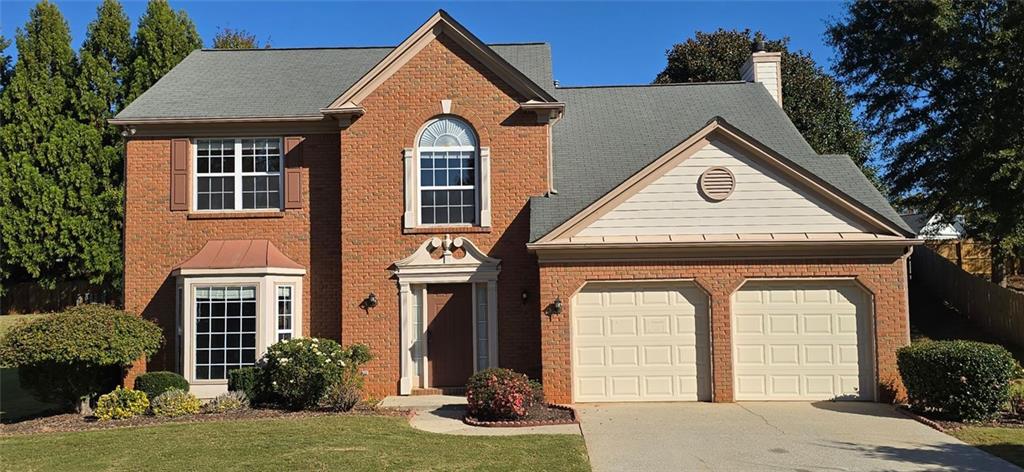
[262,338,372,410]
[134,371,188,400]
[898,340,1016,421]
[1009,380,1024,415]
[228,366,266,404]
[202,391,249,414]
[0,305,162,413]
[95,386,149,421]
[150,389,201,417]
[320,378,361,412]
[466,368,534,421]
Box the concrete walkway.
[578,402,1020,472]
[380,395,581,436]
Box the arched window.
[416,117,478,225]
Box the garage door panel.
[574,283,711,402]
[733,282,873,401]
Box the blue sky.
[1,1,848,86]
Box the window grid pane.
[240,138,282,210]
[419,149,476,224]
[194,285,257,380]
[194,138,281,211]
[276,285,293,342]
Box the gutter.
[527,238,925,252]
[108,115,326,125]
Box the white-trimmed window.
[417,118,478,225]
[194,138,282,211]
[276,285,294,342]
[194,285,258,380]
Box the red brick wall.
[123,133,341,377]
[339,35,549,397]
[538,257,911,404]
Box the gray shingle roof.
[529,82,912,241]
[115,43,553,120]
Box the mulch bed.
[0,405,411,437]
[463,403,577,427]
[896,405,1024,432]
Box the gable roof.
[323,10,558,115]
[113,42,553,122]
[529,82,913,241]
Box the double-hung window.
[195,138,282,211]
[276,285,294,342]
[417,118,478,225]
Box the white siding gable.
[575,139,875,238]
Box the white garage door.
[573,283,711,402]
[732,282,874,401]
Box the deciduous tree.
[212,27,265,49]
[655,29,872,175]
[828,0,1024,282]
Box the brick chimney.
[740,42,783,107]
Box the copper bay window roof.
[174,240,304,273]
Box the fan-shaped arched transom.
[418,117,477,149]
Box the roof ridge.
[556,81,749,90]
[199,42,548,53]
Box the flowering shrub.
[466,368,534,421]
[202,391,249,414]
[262,338,372,410]
[94,386,149,421]
[150,389,201,417]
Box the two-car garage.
[571,280,874,403]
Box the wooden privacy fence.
[1,280,119,315]
[912,245,1024,345]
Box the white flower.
[272,381,277,386]
[339,361,346,367]
[325,359,332,363]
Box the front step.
[412,387,466,396]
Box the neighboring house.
[112,11,920,403]
[901,213,993,277]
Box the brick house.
[112,11,919,403]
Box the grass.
[948,427,1024,468]
[0,415,591,471]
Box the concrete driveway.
[577,402,1020,472]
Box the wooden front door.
[427,284,474,388]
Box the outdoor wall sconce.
[544,296,563,318]
[361,292,378,310]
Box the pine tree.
[127,0,201,102]
[0,1,123,291]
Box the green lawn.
[949,427,1024,468]
[0,415,591,471]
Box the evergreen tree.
[0,1,123,291]
[76,0,131,140]
[0,35,12,91]
[655,30,873,176]
[127,0,201,102]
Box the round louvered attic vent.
[698,167,736,201]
